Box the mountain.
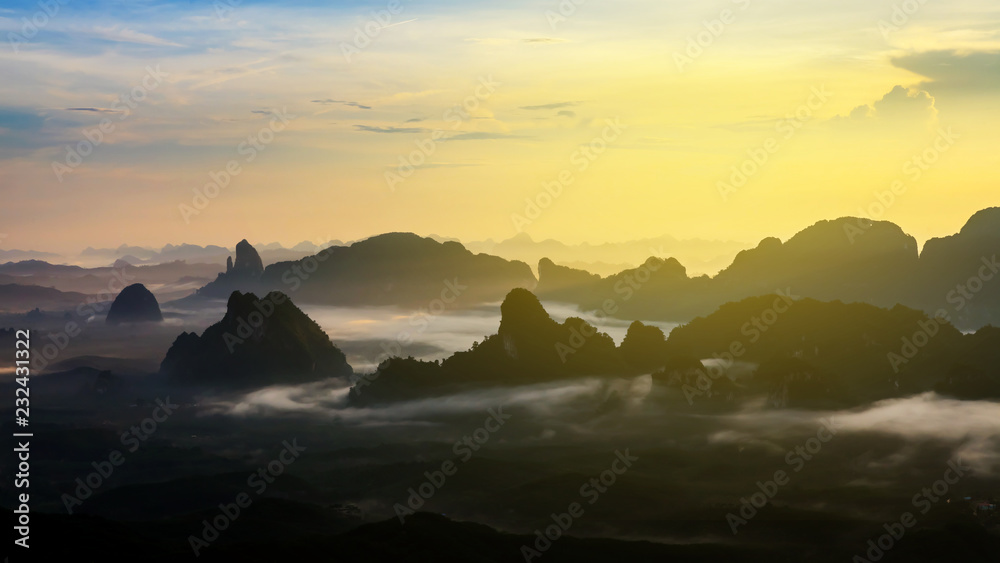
[78,243,228,267]
[0,248,63,262]
[712,217,917,305]
[105,283,163,325]
[196,239,268,299]
[349,288,625,405]
[0,259,87,276]
[0,283,90,313]
[256,233,536,308]
[535,210,1000,330]
[349,286,1000,407]
[464,231,747,277]
[658,294,1000,406]
[536,255,713,320]
[160,290,352,386]
[914,207,1000,328]
[82,244,158,259]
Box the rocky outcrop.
[232,239,264,276]
[197,239,267,298]
[160,290,352,386]
[105,283,163,325]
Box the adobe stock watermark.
[512,117,626,232]
[189,439,306,556]
[520,449,638,561]
[727,417,839,534]
[61,397,180,514]
[385,75,500,192]
[545,0,586,30]
[878,0,931,41]
[340,0,410,63]
[673,0,751,72]
[213,0,240,20]
[718,85,831,202]
[845,127,958,243]
[7,0,69,54]
[852,458,971,562]
[887,254,998,373]
[684,289,799,404]
[179,107,296,223]
[52,65,169,182]
[394,407,511,522]
[351,278,466,392]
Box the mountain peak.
[959,207,1000,238]
[106,283,163,325]
[233,239,264,276]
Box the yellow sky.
[0,0,998,255]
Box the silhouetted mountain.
[659,294,1000,406]
[232,239,264,276]
[196,239,268,299]
[0,283,89,313]
[713,218,917,306]
[257,233,536,308]
[464,231,747,276]
[535,257,602,302]
[0,248,62,262]
[348,287,1000,406]
[160,290,352,386]
[349,288,624,405]
[0,259,219,304]
[536,210,1000,330]
[106,283,163,325]
[0,259,86,276]
[618,321,667,372]
[915,207,1000,328]
[537,255,711,320]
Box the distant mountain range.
[77,240,336,268]
[458,232,747,277]
[537,208,1000,330]
[2,208,999,331]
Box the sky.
[0,0,998,255]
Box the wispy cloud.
[64,107,125,114]
[520,102,579,111]
[89,25,183,47]
[444,132,527,141]
[313,99,372,110]
[355,125,427,134]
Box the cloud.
[354,125,427,134]
[64,107,124,114]
[250,109,293,119]
[404,117,425,123]
[839,85,937,123]
[523,37,568,44]
[312,99,372,110]
[466,37,567,46]
[892,50,1000,93]
[443,132,527,141]
[556,110,576,118]
[90,25,182,47]
[520,102,580,111]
